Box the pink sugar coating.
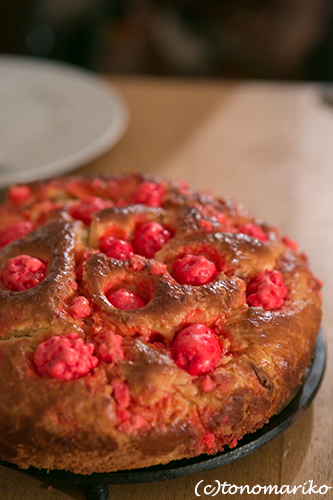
[237,223,267,241]
[99,331,124,363]
[149,261,167,275]
[173,255,217,285]
[247,269,288,310]
[107,288,145,310]
[0,221,34,248]
[132,181,165,207]
[118,408,130,423]
[214,213,237,233]
[112,379,130,408]
[119,414,149,435]
[171,324,221,376]
[70,296,92,319]
[282,235,299,252]
[230,438,238,448]
[204,432,215,449]
[8,185,31,205]
[69,196,111,225]
[1,255,46,291]
[176,179,190,194]
[132,221,171,258]
[198,219,213,232]
[131,414,147,430]
[100,237,134,261]
[33,333,98,380]
[200,375,214,392]
[126,254,146,272]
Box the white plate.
[0,56,128,187]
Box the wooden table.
[0,77,332,499]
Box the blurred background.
[2,0,333,81]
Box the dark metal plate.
[0,327,326,498]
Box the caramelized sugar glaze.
[0,174,322,473]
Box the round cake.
[0,174,322,474]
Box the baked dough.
[0,174,322,474]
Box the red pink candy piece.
[200,375,214,392]
[282,235,299,252]
[0,221,33,248]
[132,221,171,258]
[171,324,221,376]
[202,432,215,451]
[8,185,31,205]
[237,223,267,241]
[107,289,145,310]
[70,196,111,225]
[112,379,130,408]
[247,270,287,310]
[70,296,92,319]
[99,236,134,261]
[173,255,217,285]
[1,255,46,291]
[132,182,165,207]
[34,333,98,380]
[99,331,124,363]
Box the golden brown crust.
[0,221,82,338]
[0,173,322,474]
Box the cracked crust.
[0,173,322,474]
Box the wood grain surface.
[0,77,332,500]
